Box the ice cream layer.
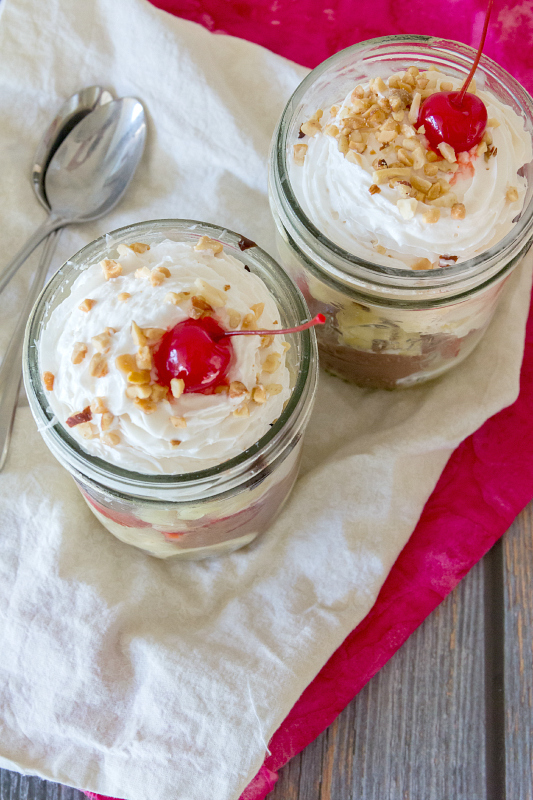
[290,68,532,269]
[39,239,291,474]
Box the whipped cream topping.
[39,239,291,474]
[290,69,532,268]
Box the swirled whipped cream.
[290,67,532,269]
[39,238,291,474]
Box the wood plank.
[504,504,533,800]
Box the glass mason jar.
[269,37,533,389]
[23,220,318,560]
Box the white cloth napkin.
[0,1,530,798]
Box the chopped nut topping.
[229,381,248,398]
[89,353,108,378]
[165,291,190,305]
[128,242,150,254]
[78,298,95,313]
[260,334,274,348]
[346,151,364,166]
[134,398,157,414]
[426,150,439,163]
[369,183,381,195]
[408,92,422,125]
[437,142,456,163]
[91,331,112,354]
[301,115,322,137]
[262,352,281,374]
[373,167,411,184]
[324,124,339,138]
[66,406,92,427]
[440,81,453,92]
[422,207,440,224]
[397,198,418,220]
[131,321,147,347]
[101,412,114,431]
[102,431,120,447]
[227,309,241,329]
[429,192,458,208]
[293,143,308,165]
[150,268,168,286]
[150,384,168,402]
[170,439,182,448]
[143,328,165,346]
[266,383,283,396]
[194,235,224,255]
[127,370,151,385]
[214,385,230,394]
[241,312,256,330]
[251,386,267,404]
[375,244,387,255]
[170,415,187,428]
[135,266,151,279]
[191,296,214,316]
[100,259,122,280]
[485,145,498,162]
[136,346,152,371]
[423,163,439,177]
[77,422,99,439]
[506,186,519,202]
[90,397,108,414]
[412,258,433,271]
[224,284,231,291]
[118,292,131,302]
[71,342,87,364]
[194,279,226,308]
[410,175,432,193]
[426,181,442,201]
[487,118,500,128]
[115,353,138,374]
[233,404,250,418]
[251,302,264,321]
[170,378,185,398]
[126,385,152,400]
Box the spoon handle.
[0,230,60,471]
[0,214,65,296]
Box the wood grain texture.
[0,505,531,800]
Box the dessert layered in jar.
[24,221,318,559]
[269,37,533,388]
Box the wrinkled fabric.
[0,1,531,800]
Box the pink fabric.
[81,3,533,800]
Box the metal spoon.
[0,86,115,470]
[0,97,146,294]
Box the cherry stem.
[222,313,326,338]
[456,0,494,106]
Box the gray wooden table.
[1,503,532,800]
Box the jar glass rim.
[24,219,317,490]
[273,35,533,289]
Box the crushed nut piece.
[91,331,112,354]
[170,378,185,398]
[506,186,519,202]
[224,284,231,291]
[71,342,87,364]
[229,381,249,399]
[408,92,422,125]
[233,404,250,418]
[397,198,418,220]
[194,235,224,255]
[150,268,168,286]
[78,299,95,313]
[66,406,92,427]
[375,244,387,255]
[165,291,190,305]
[251,386,267,404]
[127,370,151,385]
[194,279,226,308]
[143,328,165,345]
[423,163,439,177]
[150,384,168,403]
[373,167,411,184]
[369,184,381,195]
[251,302,264,321]
[266,383,283,396]
[89,354,108,378]
[412,258,433,270]
[440,81,453,92]
[437,142,456,163]
[227,309,241,329]
[346,151,364,166]
[422,207,441,224]
[118,292,131,302]
[260,335,274,348]
[128,242,150,254]
[77,422,99,439]
[101,412,114,431]
[135,266,151,279]
[100,259,122,280]
[134,398,157,414]
[487,118,500,128]
[101,431,120,447]
[170,415,187,428]
[90,397,108,414]
[451,203,466,219]
[170,439,182,448]
[214,385,230,394]
[262,352,281,374]
[126,385,152,400]
[136,346,152,370]
[241,312,256,330]
[115,354,138,374]
[131,321,147,347]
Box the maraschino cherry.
[417,0,493,153]
[153,314,326,395]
